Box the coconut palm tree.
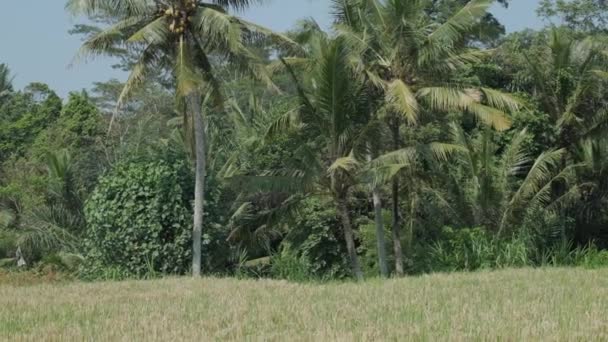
[235,25,465,279]
[331,0,520,275]
[67,0,293,276]
[278,35,372,280]
[228,32,377,280]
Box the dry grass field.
[1,268,608,341]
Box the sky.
[0,0,543,97]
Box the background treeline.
[2,0,608,281]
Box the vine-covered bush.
[81,160,193,278]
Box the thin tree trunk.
[190,93,206,277]
[337,198,364,281]
[392,179,404,276]
[391,119,404,276]
[372,187,389,277]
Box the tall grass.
[421,227,608,273]
[1,268,608,340]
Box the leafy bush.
[278,198,350,280]
[81,160,193,279]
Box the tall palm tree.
[231,33,376,280]
[67,0,292,276]
[331,0,519,275]
[249,26,464,279]
[281,35,372,280]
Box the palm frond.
[116,44,161,109]
[480,88,522,113]
[427,0,493,45]
[428,142,467,161]
[72,16,145,63]
[500,128,531,177]
[210,0,264,11]
[467,103,512,131]
[386,79,419,125]
[66,0,155,17]
[264,108,301,141]
[510,149,566,207]
[328,154,360,176]
[417,87,511,130]
[441,49,493,71]
[194,5,243,53]
[127,16,169,43]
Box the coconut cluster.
[162,0,197,34]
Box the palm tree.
[282,35,373,280]
[512,28,608,244]
[447,123,578,237]
[231,33,376,280]
[0,150,83,266]
[518,28,608,149]
[0,63,14,104]
[331,0,519,275]
[67,0,292,276]
[570,137,608,243]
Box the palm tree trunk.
[391,179,404,276]
[372,187,389,277]
[337,198,364,281]
[189,93,206,277]
[391,119,404,276]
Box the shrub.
[579,248,608,269]
[424,227,535,272]
[495,233,532,268]
[269,248,311,282]
[278,198,350,280]
[428,227,496,272]
[81,160,193,279]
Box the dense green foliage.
[2,0,608,281]
[82,160,193,278]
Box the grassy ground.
[1,268,607,341]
